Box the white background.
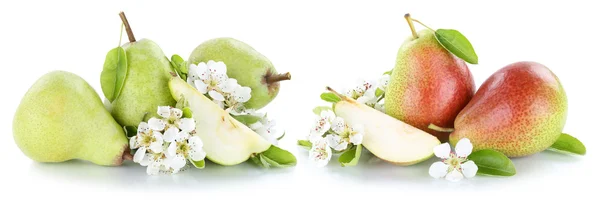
[1,0,597,199]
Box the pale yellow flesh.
[169,78,271,165]
[334,99,440,165]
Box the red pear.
[449,61,568,157]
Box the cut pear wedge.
[169,77,272,166]
[327,87,440,165]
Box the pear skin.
[188,37,290,109]
[449,62,567,157]
[385,29,475,141]
[13,71,129,166]
[109,13,176,127]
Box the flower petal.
[194,80,209,94]
[139,153,152,166]
[433,143,451,159]
[309,139,332,167]
[445,169,464,182]
[189,136,203,149]
[455,138,473,157]
[177,131,190,142]
[320,110,336,122]
[146,159,162,175]
[196,62,209,80]
[137,122,149,133]
[178,118,196,132]
[219,78,238,93]
[326,134,348,151]
[461,160,478,178]
[429,161,449,179]
[234,86,252,103]
[350,132,363,145]
[190,150,207,161]
[148,118,166,131]
[149,141,163,153]
[378,74,390,90]
[129,136,138,149]
[163,127,179,143]
[170,155,187,171]
[171,108,183,119]
[331,117,346,134]
[133,147,146,163]
[210,61,227,74]
[209,90,225,101]
[157,106,171,118]
[168,142,177,157]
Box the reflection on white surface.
[27,146,587,192]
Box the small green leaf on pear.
[259,145,297,168]
[548,133,586,155]
[312,106,332,115]
[297,140,313,149]
[190,159,205,169]
[320,92,341,103]
[434,29,478,64]
[100,47,128,102]
[375,88,385,97]
[383,69,393,75]
[123,125,137,138]
[231,114,262,125]
[169,54,187,80]
[249,155,263,167]
[258,154,271,168]
[468,149,516,176]
[338,145,362,167]
[182,107,193,118]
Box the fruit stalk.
[266,72,292,84]
[404,13,418,39]
[119,11,136,43]
[428,123,455,133]
[326,86,351,101]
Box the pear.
[13,71,129,166]
[385,14,475,142]
[168,75,272,165]
[109,12,176,126]
[188,37,290,109]
[327,87,440,165]
[449,62,567,157]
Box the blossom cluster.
[344,73,390,112]
[130,106,206,175]
[307,110,365,167]
[187,61,282,144]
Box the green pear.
[188,37,290,109]
[108,12,176,126]
[168,76,272,165]
[13,71,129,166]
[327,87,440,165]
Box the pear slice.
[327,87,440,165]
[169,77,271,165]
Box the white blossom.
[429,138,478,182]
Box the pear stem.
[428,123,454,133]
[325,86,351,101]
[119,11,136,43]
[266,72,292,84]
[404,13,419,39]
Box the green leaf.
[435,29,478,64]
[468,149,516,176]
[276,131,286,140]
[383,69,393,75]
[249,155,263,167]
[231,114,262,125]
[312,106,332,115]
[297,140,312,149]
[123,125,137,138]
[320,92,341,103]
[338,145,362,167]
[375,88,385,97]
[548,133,586,155]
[190,159,205,169]
[169,54,187,80]
[259,145,297,168]
[182,107,193,118]
[100,47,128,102]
